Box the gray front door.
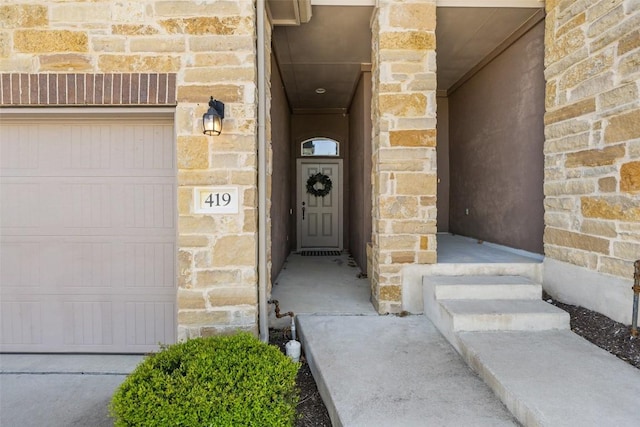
[297,159,342,250]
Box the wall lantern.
[203,97,225,136]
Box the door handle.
[302,202,306,220]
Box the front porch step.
[439,299,570,332]
[431,275,541,300]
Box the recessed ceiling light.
[315,88,326,94]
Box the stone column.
[370,0,438,314]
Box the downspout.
[257,0,269,343]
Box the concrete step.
[430,275,541,300]
[458,330,640,427]
[439,299,570,333]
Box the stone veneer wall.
[0,1,260,338]
[370,0,438,313]
[543,0,640,281]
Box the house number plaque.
[193,187,239,214]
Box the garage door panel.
[1,180,175,233]
[1,123,174,177]
[0,118,176,353]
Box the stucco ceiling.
[269,3,544,113]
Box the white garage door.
[0,112,176,353]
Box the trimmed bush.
[110,333,299,427]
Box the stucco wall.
[348,70,373,272]
[436,96,450,232]
[270,53,292,281]
[449,21,545,254]
[0,1,260,338]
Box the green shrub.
[110,333,299,427]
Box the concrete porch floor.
[269,233,542,327]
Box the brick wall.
[0,1,260,338]
[370,0,438,313]
[544,0,640,280]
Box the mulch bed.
[544,293,640,369]
[270,329,331,427]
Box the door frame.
[296,158,343,251]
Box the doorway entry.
[296,159,343,251]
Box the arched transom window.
[301,138,339,157]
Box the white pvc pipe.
[257,0,269,343]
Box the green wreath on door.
[306,173,333,197]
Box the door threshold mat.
[299,250,342,256]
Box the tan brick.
[619,49,640,79]
[544,245,597,269]
[51,3,110,22]
[389,129,436,147]
[177,136,209,169]
[159,17,247,35]
[545,212,571,228]
[189,35,255,52]
[177,84,243,103]
[545,227,609,253]
[580,219,617,237]
[179,235,209,247]
[230,170,256,185]
[184,67,255,83]
[390,251,415,264]
[605,109,640,144]
[92,37,126,53]
[621,161,640,193]
[179,215,217,234]
[14,30,88,53]
[178,289,206,310]
[178,170,229,186]
[195,269,242,288]
[39,54,92,72]
[379,93,427,117]
[379,235,417,251]
[545,28,585,65]
[598,176,617,192]
[417,250,437,264]
[600,256,634,278]
[564,144,625,167]
[544,180,595,196]
[177,250,193,288]
[581,196,640,221]
[380,196,418,219]
[545,118,590,139]
[599,83,639,112]
[546,80,557,109]
[98,55,180,73]
[545,132,590,153]
[556,12,585,38]
[379,32,435,50]
[544,98,596,125]
[613,241,640,260]
[112,25,159,36]
[178,310,230,325]
[389,4,436,30]
[243,208,256,232]
[379,285,401,301]
[194,53,243,67]
[391,220,436,235]
[396,173,437,196]
[0,5,47,28]
[130,37,186,53]
[207,286,256,307]
[587,4,624,37]
[560,49,615,91]
[212,235,256,267]
[618,29,640,55]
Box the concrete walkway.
[297,314,640,427]
[297,315,519,426]
[0,354,143,427]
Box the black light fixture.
[203,97,225,136]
